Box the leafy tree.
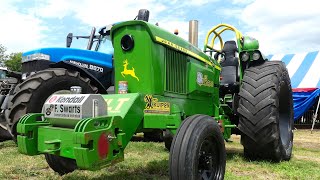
[0,44,8,66]
[5,52,22,72]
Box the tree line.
[0,44,22,72]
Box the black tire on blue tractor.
[5,68,98,139]
[238,61,294,162]
[169,115,226,180]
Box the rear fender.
[50,61,112,93]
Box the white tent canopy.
[267,51,320,88]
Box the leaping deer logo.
[121,60,139,81]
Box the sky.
[0,0,319,55]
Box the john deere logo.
[121,59,139,81]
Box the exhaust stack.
[189,20,198,47]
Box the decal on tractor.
[197,72,213,87]
[43,94,106,120]
[68,60,104,73]
[105,98,130,113]
[121,59,139,81]
[144,95,170,114]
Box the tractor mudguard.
[50,61,113,93]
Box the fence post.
[311,97,320,133]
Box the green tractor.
[16,12,293,179]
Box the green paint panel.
[143,112,181,129]
[242,36,259,51]
[188,61,216,94]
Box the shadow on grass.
[226,147,243,160]
[130,136,164,143]
[62,159,169,180]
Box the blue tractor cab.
[21,26,114,93]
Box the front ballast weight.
[17,93,145,171]
[17,93,125,170]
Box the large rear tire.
[143,129,164,142]
[238,61,293,161]
[163,129,173,151]
[169,115,226,180]
[45,154,77,175]
[5,68,98,138]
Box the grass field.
[0,129,319,180]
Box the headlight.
[241,52,250,62]
[252,52,261,60]
[22,53,50,62]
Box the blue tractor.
[3,26,114,139]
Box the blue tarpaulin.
[293,89,320,120]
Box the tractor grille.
[165,48,187,94]
[22,60,52,74]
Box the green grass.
[0,129,319,180]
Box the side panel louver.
[165,48,187,94]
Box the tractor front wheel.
[169,115,226,180]
[238,61,293,161]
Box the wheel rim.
[198,137,221,180]
[279,82,291,147]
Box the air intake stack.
[189,20,199,47]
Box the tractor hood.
[22,48,113,68]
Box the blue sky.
[0,0,319,55]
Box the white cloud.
[231,0,254,4]
[157,19,189,40]
[29,0,74,19]
[184,0,219,6]
[31,0,168,26]
[240,0,320,54]
[0,1,47,53]
[28,0,191,45]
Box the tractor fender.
[50,61,110,94]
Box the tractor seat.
[220,40,239,95]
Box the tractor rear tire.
[163,129,173,151]
[238,61,293,161]
[45,154,77,175]
[5,68,98,138]
[143,129,164,142]
[169,115,226,180]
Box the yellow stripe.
[214,65,221,71]
[155,36,221,71]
